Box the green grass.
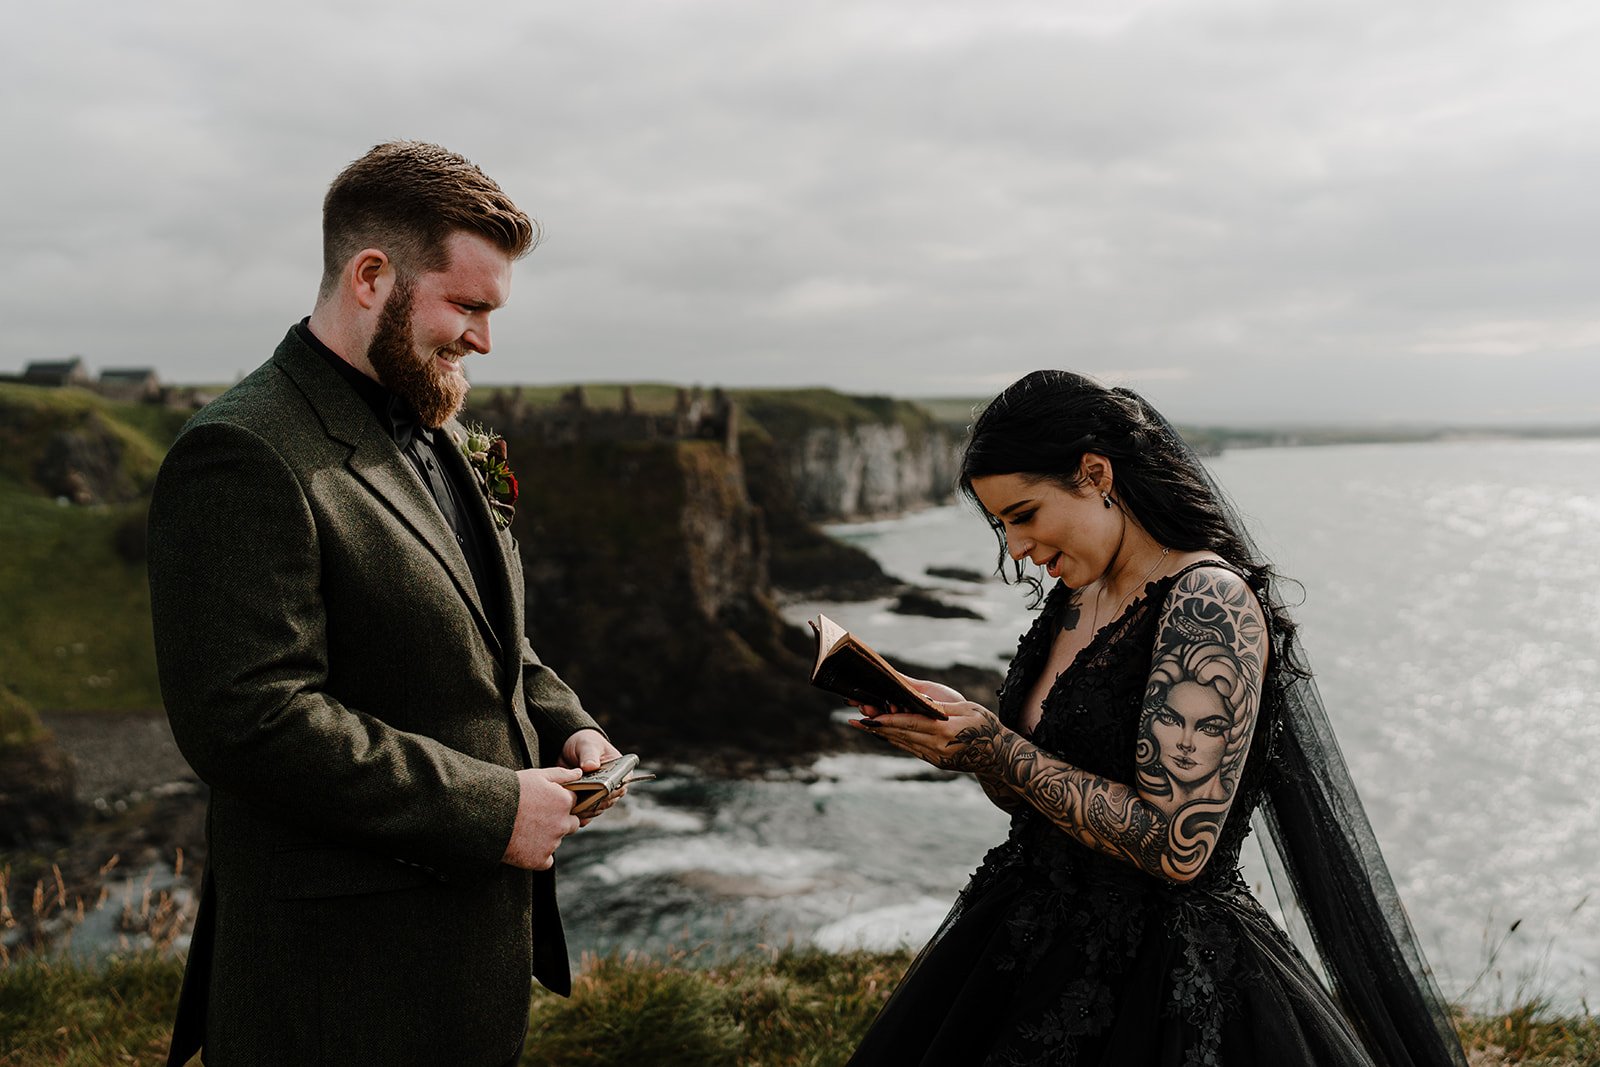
[524,948,913,1066]
[0,954,183,1065]
[731,389,940,445]
[1456,999,1600,1065]
[0,384,177,712]
[0,687,47,749]
[472,381,694,414]
[1,948,1594,1066]
[908,394,990,431]
[0,383,183,494]
[472,382,946,444]
[0,490,160,711]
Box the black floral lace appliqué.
[948,569,1281,1067]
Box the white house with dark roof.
[98,367,163,401]
[22,358,91,388]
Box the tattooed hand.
[851,676,965,719]
[852,699,1009,774]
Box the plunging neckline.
[1016,575,1169,737]
[1017,558,1241,738]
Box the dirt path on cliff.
[20,710,208,913]
[39,708,200,805]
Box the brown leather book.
[565,753,655,816]
[807,614,948,719]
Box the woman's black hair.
[958,369,1306,677]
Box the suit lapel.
[437,421,523,669]
[272,335,503,659]
[439,419,542,768]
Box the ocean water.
[558,438,1600,1009]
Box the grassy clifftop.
[733,388,942,446]
[0,385,183,712]
[475,382,946,444]
[0,948,1591,1065]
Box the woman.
[848,370,1466,1066]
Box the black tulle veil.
[1121,388,1469,1066]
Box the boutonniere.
[454,423,518,530]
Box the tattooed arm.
[973,765,1030,815]
[860,566,1267,883]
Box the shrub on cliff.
[0,384,179,504]
[0,686,79,847]
[0,684,47,750]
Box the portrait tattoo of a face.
[1133,567,1266,877]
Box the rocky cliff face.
[736,392,959,522]
[787,421,958,520]
[502,432,840,766]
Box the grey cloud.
[2,0,1596,422]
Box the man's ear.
[349,249,391,311]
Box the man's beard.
[365,277,469,428]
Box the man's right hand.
[501,767,583,870]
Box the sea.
[556,438,1600,1011]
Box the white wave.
[576,794,707,834]
[809,752,953,781]
[812,898,951,952]
[583,838,838,895]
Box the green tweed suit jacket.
[148,328,600,1066]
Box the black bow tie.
[386,395,432,452]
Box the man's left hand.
[560,728,619,772]
[560,729,627,823]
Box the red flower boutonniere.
[456,423,518,530]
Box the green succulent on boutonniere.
[454,423,518,530]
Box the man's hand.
[560,728,628,822]
[501,767,583,870]
[560,728,620,772]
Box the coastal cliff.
[735,390,959,521]
[470,385,985,765]
[0,381,974,777]
[500,431,840,766]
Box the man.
[148,141,620,1066]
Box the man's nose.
[463,315,491,354]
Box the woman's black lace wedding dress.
[849,563,1459,1066]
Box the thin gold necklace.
[1091,545,1170,633]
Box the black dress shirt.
[295,321,505,640]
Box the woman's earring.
[1102,492,1112,509]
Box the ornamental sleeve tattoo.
[947,566,1267,883]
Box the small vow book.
[806,614,948,719]
[565,753,655,817]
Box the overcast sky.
[3,0,1596,424]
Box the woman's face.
[1150,680,1229,788]
[969,469,1124,588]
